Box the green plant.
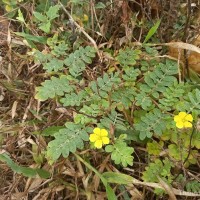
[21,36,200,196]
[3,1,200,198]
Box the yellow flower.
[89,128,110,149]
[174,112,193,129]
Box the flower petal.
[185,114,193,122]
[174,115,180,122]
[89,134,98,142]
[179,112,187,119]
[93,128,101,136]
[176,121,184,129]
[102,137,109,144]
[184,121,192,128]
[100,129,108,137]
[95,140,103,149]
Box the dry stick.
[132,178,200,197]
[177,49,182,83]
[90,0,94,38]
[182,0,191,77]
[58,1,101,59]
[7,25,12,81]
[91,2,101,32]
[132,41,200,54]
[157,176,177,200]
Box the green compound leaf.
[74,113,97,125]
[135,108,168,140]
[142,158,174,191]
[111,87,136,109]
[176,88,200,115]
[43,58,64,72]
[147,140,164,156]
[116,48,141,67]
[168,144,184,161]
[0,153,50,178]
[135,92,153,110]
[168,144,193,162]
[34,42,69,72]
[135,59,178,110]
[34,50,52,63]
[61,73,120,107]
[186,180,200,193]
[35,75,74,101]
[64,46,96,77]
[89,72,121,98]
[60,90,90,106]
[51,42,69,57]
[144,46,159,56]
[100,110,127,131]
[193,131,200,149]
[47,33,59,47]
[80,103,104,117]
[122,67,141,84]
[158,81,185,111]
[188,89,200,111]
[46,123,92,164]
[105,136,134,167]
[168,143,197,166]
[141,57,159,72]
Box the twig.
[90,0,94,37]
[58,1,101,59]
[182,0,191,77]
[157,176,177,200]
[132,178,200,197]
[177,49,182,82]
